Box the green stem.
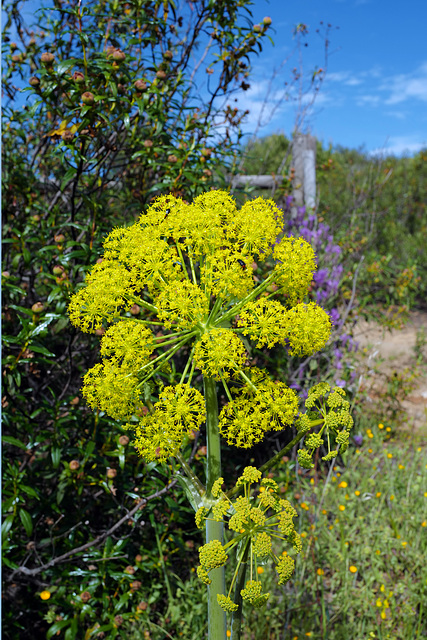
[175,452,205,498]
[204,375,227,640]
[214,271,276,326]
[230,541,250,640]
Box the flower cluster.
[195,467,301,612]
[297,383,354,468]
[69,190,332,461]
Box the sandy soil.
[353,311,427,436]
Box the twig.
[8,477,179,579]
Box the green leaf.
[57,58,79,76]
[30,344,56,357]
[51,446,61,469]
[60,166,77,191]
[20,484,40,500]
[47,620,72,639]
[2,435,27,450]
[19,508,33,536]
[2,514,14,543]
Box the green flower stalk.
[68,190,352,640]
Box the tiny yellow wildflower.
[390,494,395,500]
[401,541,407,547]
[421,521,426,527]
[398,464,405,470]
[349,565,357,573]
[338,481,347,488]
[376,492,381,498]
[227,631,231,638]
[378,423,384,429]
[386,427,391,432]
[355,490,360,496]
[317,568,324,576]
[257,566,264,575]
[339,505,345,512]
[387,453,393,459]
[40,590,51,600]
[376,550,381,555]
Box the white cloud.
[382,62,427,104]
[356,94,381,106]
[370,135,427,157]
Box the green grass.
[123,423,426,640]
[243,426,427,640]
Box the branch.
[8,477,179,580]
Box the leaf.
[47,620,72,639]
[20,484,40,500]
[64,616,78,640]
[19,508,33,536]
[57,58,79,75]
[60,166,77,191]
[30,344,56,357]
[51,446,61,469]
[2,514,14,543]
[2,435,27,450]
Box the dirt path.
[353,311,427,437]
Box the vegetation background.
[2,0,426,638]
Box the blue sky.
[234,0,427,155]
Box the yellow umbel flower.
[69,189,335,464]
[240,580,270,608]
[237,299,289,348]
[273,236,317,304]
[100,320,154,368]
[285,303,331,356]
[132,384,205,462]
[194,329,247,380]
[156,281,209,330]
[219,375,298,448]
[196,468,300,610]
[68,261,137,333]
[82,360,141,420]
[201,247,254,302]
[226,197,282,257]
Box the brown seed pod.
[134,79,147,92]
[73,71,85,84]
[81,91,95,106]
[41,52,55,66]
[31,302,45,314]
[112,49,126,63]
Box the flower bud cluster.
[195,467,300,612]
[297,383,354,468]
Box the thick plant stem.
[204,375,227,640]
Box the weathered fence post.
[291,133,317,215]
